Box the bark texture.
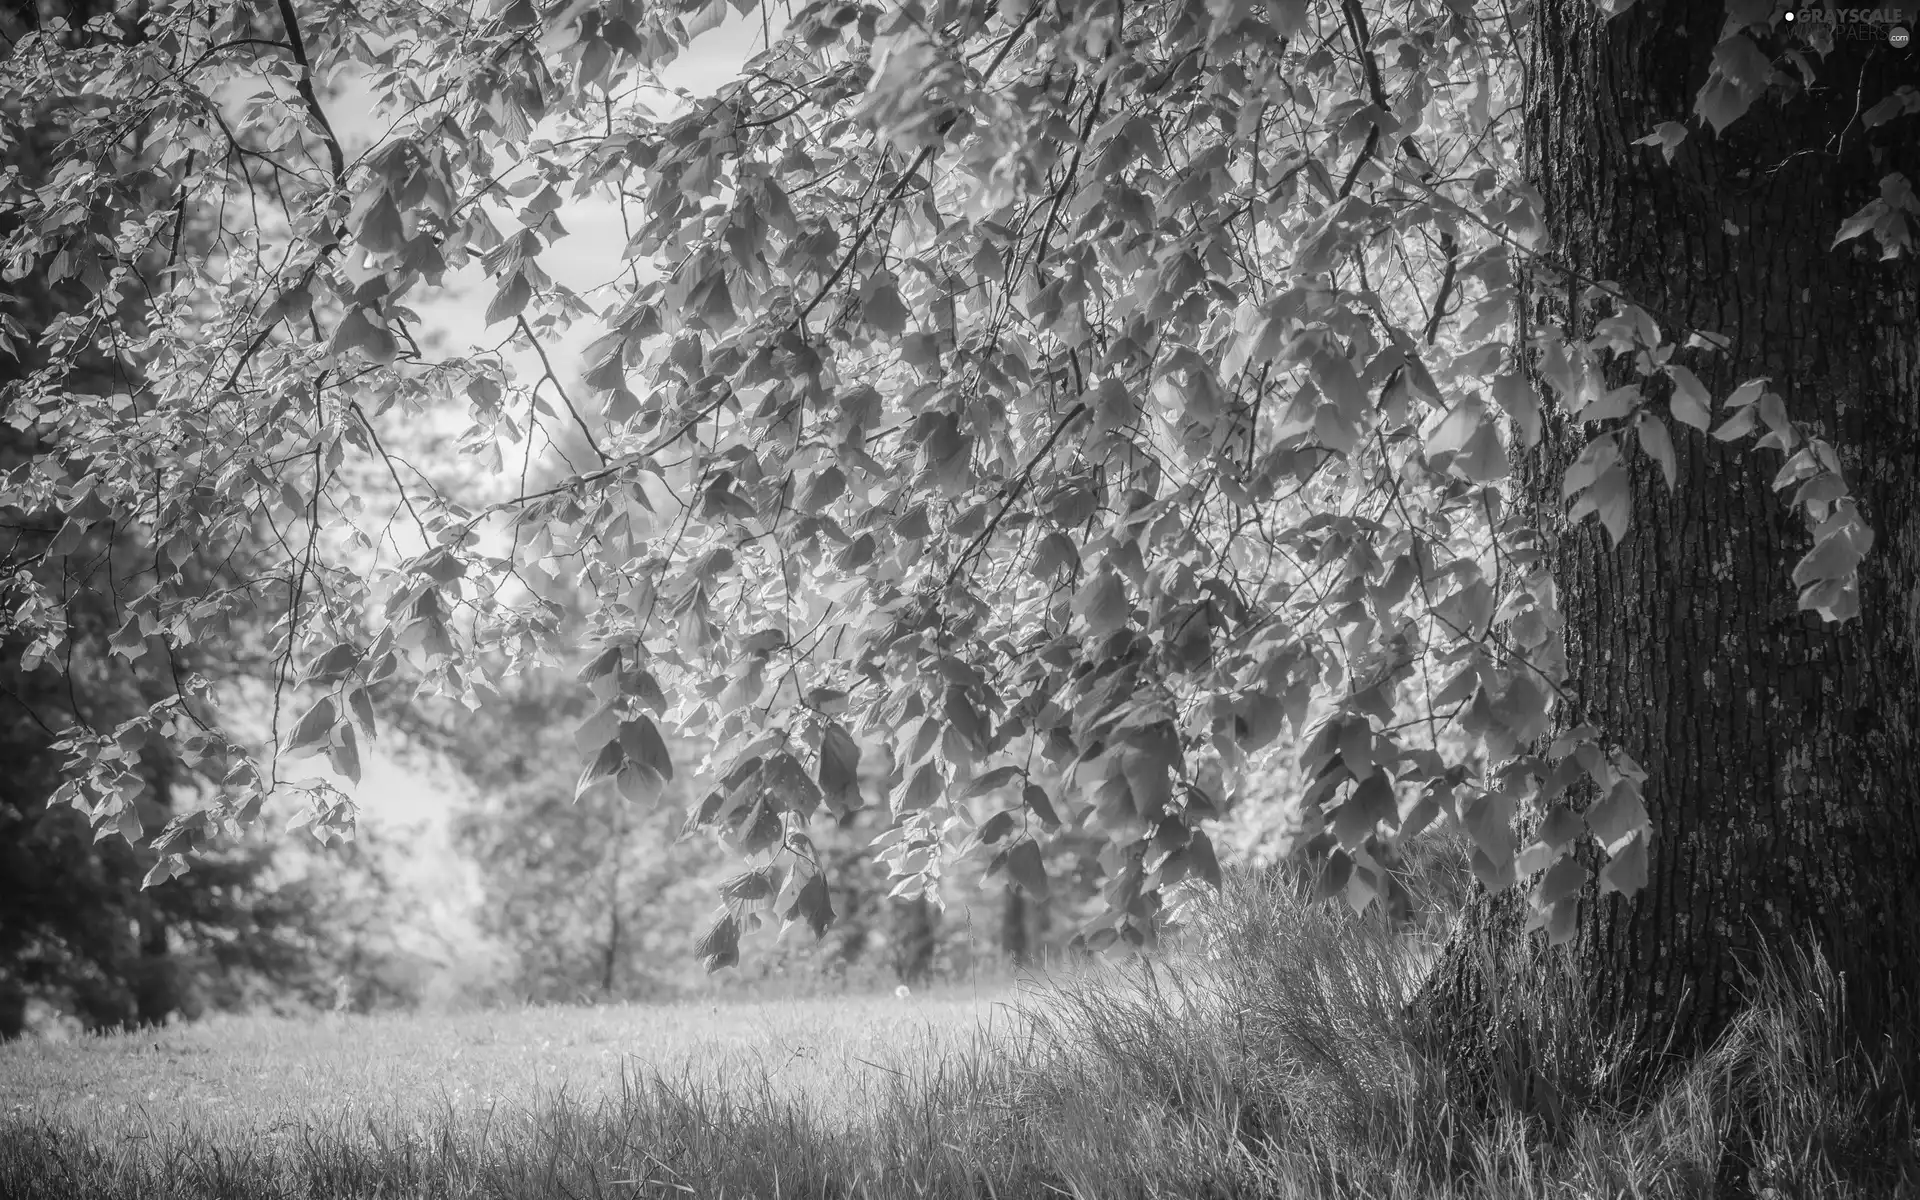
[1423,0,1920,1097]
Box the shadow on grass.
[5,863,1917,1198]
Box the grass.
[0,986,1014,1136]
[4,866,1917,1199]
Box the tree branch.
[349,401,430,542]
[515,315,607,466]
[944,402,1090,593]
[1423,230,1459,345]
[274,0,345,182]
[796,144,937,328]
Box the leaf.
[861,276,909,336]
[695,912,741,971]
[328,721,362,785]
[783,873,834,938]
[577,645,622,683]
[1006,840,1050,899]
[1590,468,1632,546]
[1585,779,1650,853]
[1316,849,1355,900]
[1599,831,1650,896]
[1635,412,1677,489]
[1862,87,1919,129]
[1423,398,1483,460]
[1515,838,1558,877]
[1461,790,1515,868]
[304,642,362,684]
[1667,366,1712,430]
[818,722,862,812]
[574,703,620,755]
[1838,200,1893,250]
[1433,577,1495,641]
[616,761,666,805]
[1791,527,1867,589]
[1490,374,1542,448]
[896,505,931,539]
[1534,856,1589,907]
[485,270,534,326]
[1030,532,1079,579]
[618,715,675,780]
[1023,783,1062,828]
[575,738,625,800]
[1632,120,1688,162]
[1693,35,1772,135]
[894,761,945,813]
[800,466,846,513]
[286,697,337,757]
[330,306,397,364]
[1073,572,1130,636]
[721,868,778,903]
[1583,384,1641,423]
[1543,898,1580,945]
[115,801,145,846]
[962,765,1023,799]
[977,809,1017,844]
[1187,829,1223,888]
[1453,419,1509,482]
[357,192,406,254]
[1561,434,1619,497]
[142,855,188,889]
[685,0,727,38]
[760,752,823,816]
[1710,406,1758,441]
[1693,74,1749,135]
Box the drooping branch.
[516,315,607,466]
[273,0,345,183]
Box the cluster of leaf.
[0,0,1909,963]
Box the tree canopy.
[1,0,1911,965]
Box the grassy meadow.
[0,987,1019,1139]
[4,869,1917,1199]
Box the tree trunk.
[1421,0,1920,1099]
[891,895,939,984]
[130,754,179,1028]
[1001,884,1031,968]
[602,804,625,998]
[0,976,24,1040]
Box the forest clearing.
[4,0,1918,1194]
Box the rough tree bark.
[1420,0,1920,1100]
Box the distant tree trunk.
[130,755,178,1027]
[0,976,24,1039]
[891,895,939,984]
[130,912,174,1027]
[602,805,625,997]
[601,902,621,997]
[1421,0,1920,1096]
[1001,885,1030,967]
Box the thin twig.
[349,401,430,541]
[796,145,937,328]
[515,315,607,465]
[943,402,1090,593]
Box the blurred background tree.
[0,0,423,1038]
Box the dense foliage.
[1,0,1911,964]
[0,2,431,1032]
